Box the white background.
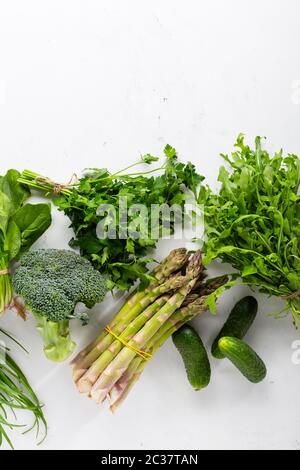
[0,0,300,451]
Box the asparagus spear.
[109,363,142,412]
[109,276,229,410]
[75,251,202,394]
[111,248,189,321]
[73,295,169,384]
[73,272,191,383]
[89,253,202,403]
[109,297,207,410]
[70,248,189,370]
[72,254,201,383]
[90,286,194,403]
[77,279,196,396]
[72,251,230,410]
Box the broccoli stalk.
[34,313,76,362]
[13,249,107,362]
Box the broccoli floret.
[12,249,108,362]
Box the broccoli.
[12,249,108,362]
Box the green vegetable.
[0,328,47,449]
[12,249,108,362]
[71,250,228,409]
[199,135,300,325]
[13,203,52,255]
[19,146,204,290]
[0,169,51,314]
[218,336,267,383]
[212,296,258,359]
[172,325,211,390]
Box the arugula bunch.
[20,146,203,290]
[200,135,300,325]
[0,170,51,314]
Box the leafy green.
[4,220,21,260]
[141,154,159,164]
[0,171,51,446]
[0,170,52,312]
[0,329,47,449]
[13,203,52,256]
[0,169,30,213]
[20,147,204,290]
[0,192,12,235]
[199,134,300,325]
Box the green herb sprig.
[0,329,47,449]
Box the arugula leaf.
[200,135,300,325]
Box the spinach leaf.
[0,169,30,213]
[0,169,52,313]
[13,203,52,255]
[4,220,21,260]
[0,191,12,236]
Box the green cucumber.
[218,336,267,383]
[212,296,258,359]
[172,325,211,390]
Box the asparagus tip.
[186,250,202,279]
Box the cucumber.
[172,325,211,390]
[212,296,258,359]
[218,336,267,383]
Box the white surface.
[0,0,300,451]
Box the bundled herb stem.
[0,263,12,314]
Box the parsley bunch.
[21,146,203,290]
[200,135,300,325]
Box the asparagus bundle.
[71,249,227,410]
